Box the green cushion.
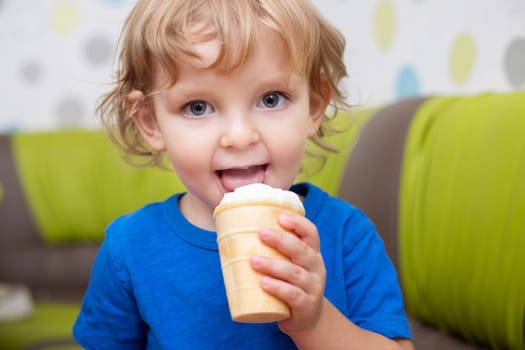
[399,92,525,349]
[12,130,185,244]
[0,303,81,349]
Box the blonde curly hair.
[98,0,351,167]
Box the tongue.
[220,166,265,192]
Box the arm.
[285,298,414,350]
[251,212,413,350]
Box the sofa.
[0,91,524,349]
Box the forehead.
[153,22,294,88]
[193,23,288,65]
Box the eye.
[257,92,288,109]
[183,100,214,117]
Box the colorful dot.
[3,122,23,133]
[97,0,130,6]
[395,65,421,99]
[51,2,80,33]
[84,36,113,65]
[56,97,86,127]
[374,0,396,49]
[504,38,525,88]
[19,61,43,83]
[449,33,477,85]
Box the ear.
[308,77,331,137]
[126,90,166,152]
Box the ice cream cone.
[214,185,304,323]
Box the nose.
[219,114,260,148]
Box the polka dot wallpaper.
[0,0,134,131]
[0,0,524,131]
[322,0,525,106]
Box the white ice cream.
[218,183,304,212]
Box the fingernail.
[279,214,292,224]
[261,276,271,287]
[260,228,271,240]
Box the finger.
[251,254,309,290]
[278,214,320,251]
[251,255,320,305]
[259,272,324,326]
[256,228,326,296]
[260,275,308,309]
[259,227,318,270]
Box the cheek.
[265,133,307,190]
[267,110,312,154]
[161,132,212,176]
[169,145,205,165]
[266,129,309,166]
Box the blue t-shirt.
[74,183,411,349]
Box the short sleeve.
[343,212,412,339]
[73,240,146,349]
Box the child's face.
[132,26,327,228]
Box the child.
[74,0,413,349]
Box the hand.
[250,213,326,334]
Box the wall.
[1,0,524,131]
[322,0,525,107]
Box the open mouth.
[217,164,268,192]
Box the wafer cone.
[214,200,304,323]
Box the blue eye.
[183,100,214,117]
[258,92,287,109]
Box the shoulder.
[102,194,180,259]
[106,194,179,236]
[108,199,167,228]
